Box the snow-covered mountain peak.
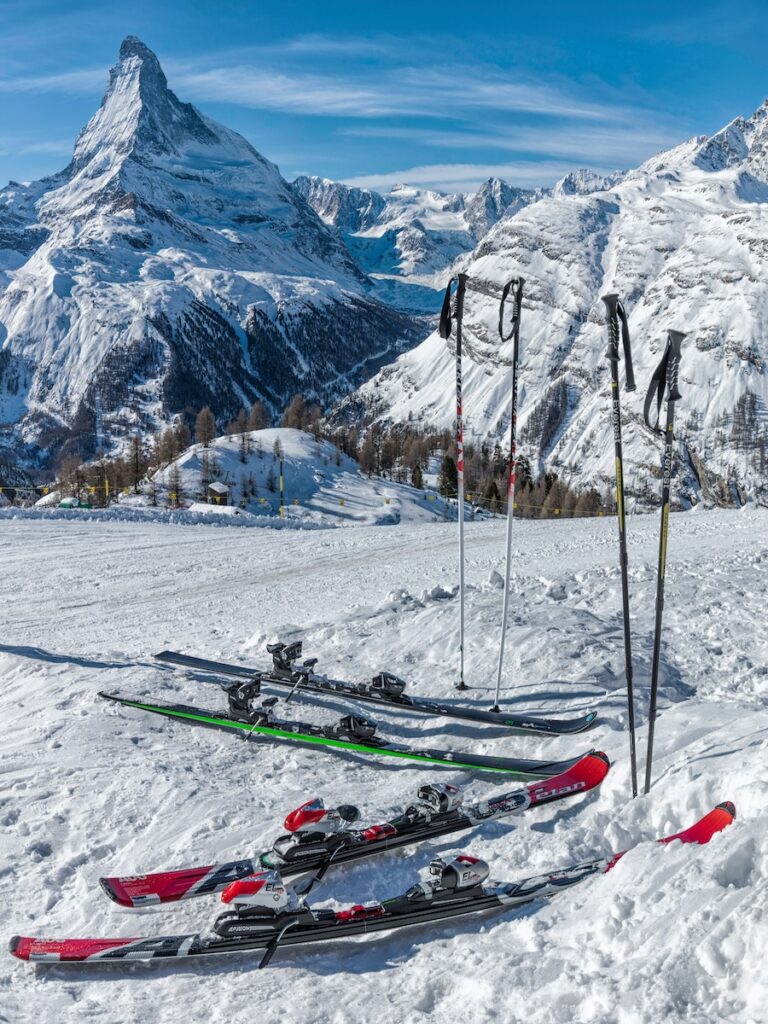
[0,39,422,478]
[338,100,768,504]
[552,169,625,198]
[71,36,238,177]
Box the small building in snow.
[207,481,229,505]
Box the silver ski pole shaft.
[439,275,468,690]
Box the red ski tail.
[10,934,142,962]
[659,801,736,846]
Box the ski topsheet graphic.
[99,691,594,778]
[99,752,610,907]
[10,803,735,966]
[154,645,598,735]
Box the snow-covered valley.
[1,507,765,1023]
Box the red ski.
[100,752,610,907]
[10,802,735,966]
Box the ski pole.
[601,293,639,797]
[643,329,684,794]
[492,278,524,713]
[439,274,469,690]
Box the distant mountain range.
[293,171,623,311]
[334,111,768,504]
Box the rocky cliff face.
[0,37,422,472]
[334,111,768,504]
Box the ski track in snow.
[1,508,766,1024]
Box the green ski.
[99,692,593,778]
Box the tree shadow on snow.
[0,643,132,671]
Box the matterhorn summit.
[0,38,420,473]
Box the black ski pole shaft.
[643,330,684,795]
[258,918,299,969]
[493,277,524,713]
[439,274,469,690]
[601,293,638,798]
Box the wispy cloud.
[343,160,598,192]
[342,121,679,167]
[0,68,105,94]
[277,34,398,57]
[0,135,72,158]
[19,139,73,155]
[169,61,646,124]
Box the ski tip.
[717,801,737,821]
[99,877,130,907]
[9,935,22,959]
[530,750,610,801]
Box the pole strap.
[438,279,456,339]
[601,294,636,392]
[499,278,524,342]
[643,330,685,433]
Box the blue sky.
[2,0,768,192]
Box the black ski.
[154,646,597,736]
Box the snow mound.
[151,427,448,527]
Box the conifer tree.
[438,455,458,497]
[248,401,269,430]
[195,406,216,448]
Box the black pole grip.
[601,293,636,392]
[499,277,524,342]
[666,330,685,401]
[438,278,456,339]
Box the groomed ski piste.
[1,505,765,1023]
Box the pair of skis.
[601,296,685,795]
[11,799,735,966]
[154,643,598,735]
[439,274,523,708]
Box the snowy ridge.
[337,106,768,503]
[0,38,422,474]
[293,175,545,310]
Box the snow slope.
[1,507,765,1023]
[149,427,450,526]
[0,38,422,473]
[338,106,768,504]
